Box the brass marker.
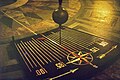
[97,45,117,59]
[48,68,79,80]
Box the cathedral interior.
[0,0,120,80]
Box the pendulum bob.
[52,0,68,25]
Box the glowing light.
[92,1,114,22]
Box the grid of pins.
[14,28,99,72]
[47,28,99,52]
[15,37,69,72]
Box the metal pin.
[49,34,76,51]
[49,34,79,51]
[60,34,91,51]
[61,36,84,47]
[61,29,92,45]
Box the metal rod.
[28,41,45,65]
[48,29,95,51]
[41,34,81,58]
[41,34,69,56]
[60,34,90,51]
[41,34,73,55]
[59,24,62,45]
[59,0,62,6]
[49,32,79,49]
[49,35,75,51]
[42,41,62,58]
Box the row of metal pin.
[15,37,69,72]
[47,29,98,52]
[43,40,68,57]
[49,33,75,50]
[49,34,79,51]
[62,29,97,46]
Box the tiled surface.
[0,0,80,40]
[91,59,120,80]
